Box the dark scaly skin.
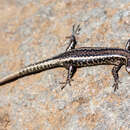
[0,25,130,91]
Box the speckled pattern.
[0,0,129,129]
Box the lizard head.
[126,39,130,74]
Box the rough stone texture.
[0,0,129,129]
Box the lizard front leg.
[66,24,81,51]
[60,25,80,89]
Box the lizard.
[0,25,130,91]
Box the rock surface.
[0,0,129,129]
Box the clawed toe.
[60,79,73,89]
[72,24,81,35]
[112,83,118,92]
[65,24,81,40]
[112,80,121,92]
[60,82,70,90]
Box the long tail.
[0,57,61,85]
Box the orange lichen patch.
[105,8,117,18]
[32,20,52,43]
[79,33,89,43]
[92,97,100,106]
[21,110,50,130]
[40,0,57,6]
[0,108,10,129]
[4,45,21,70]
[0,2,39,30]
[104,94,122,104]
[90,21,112,43]
[46,110,66,129]
[87,84,101,96]
[46,99,91,128]
[120,126,129,130]
[79,112,102,129]
[118,15,129,26]
[86,76,102,96]
[98,22,111,35]
[72,97,89,105]
[54,1,85,16]
[0,5,18,26]
[55,1,66,11]
[18,3,39,25]
[88,0,100,8]
[21,73,44,86]
[52,22,70,39]
[22,124,34,130]
[124,2,130,8]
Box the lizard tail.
[0,57,61,86]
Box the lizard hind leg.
[61,66,77,89]
[111,63,123,91]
